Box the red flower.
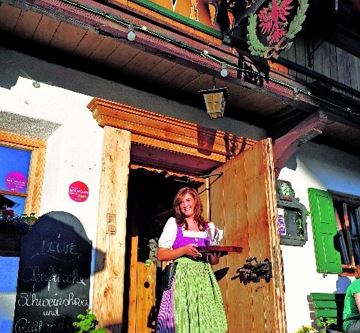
[4,207,15,218]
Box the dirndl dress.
[156,224,227,333]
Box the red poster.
[68,181,89,202]
[5,171,27,192]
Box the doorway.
[124,167,204,333]
[87,102,286,332]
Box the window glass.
[0,195,26,216]
[0,256,20,333]
[334,202,360,267]
[0,146,31,194]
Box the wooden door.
[127,188,158,333]
[134,260,158,332]
[207,139,286,333]
[128,233,158,333]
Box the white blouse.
[158,217,209,249]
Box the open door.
[207,139,286,333]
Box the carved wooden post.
[92,126,131,332]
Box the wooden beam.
[273,111,327,178]
[87,97,255,162]
[92,126,131,332]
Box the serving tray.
[197,245,242,254]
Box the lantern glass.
[199,87,228,119]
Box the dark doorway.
[123,167,203,333]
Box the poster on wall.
[13,211,92,333]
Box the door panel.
[135,261,157,332]
[127,184,158,333]
[208,139,285,333]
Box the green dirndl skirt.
[173,257,227,333]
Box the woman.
[156,187,227,333]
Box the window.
[0,145,31,216]
[308,188,360,275]
[0,131,46,256]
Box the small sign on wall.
[68,181,89,202]
[278,208,287,236]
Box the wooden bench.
[310,293,345,332]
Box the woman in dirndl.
[155,187,227,333]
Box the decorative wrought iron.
[234,257,272,285]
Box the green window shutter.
[308,188,342,273]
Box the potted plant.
[0,205,37,234]
[294,317,338,333]
[294,326,318,333]
[73,309,108,333]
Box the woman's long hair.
[173,187,208,230]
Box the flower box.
[0,208,37,256]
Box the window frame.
[0,131,46,256]
[330,190,360,276]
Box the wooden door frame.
[87,97,275,332]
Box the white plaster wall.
[279,143,360,333]
[0,53,104,331]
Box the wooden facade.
[282,36,360,93]
[0,0,359,331]
[108,0,223,46]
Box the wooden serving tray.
[197,246,242,254]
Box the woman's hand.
[209,251,227,265]
[157,244,200,261]
[181,243,201,258]
[209,252,220,265]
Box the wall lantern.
[198,87,228,119]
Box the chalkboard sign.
[13,211,92,333]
